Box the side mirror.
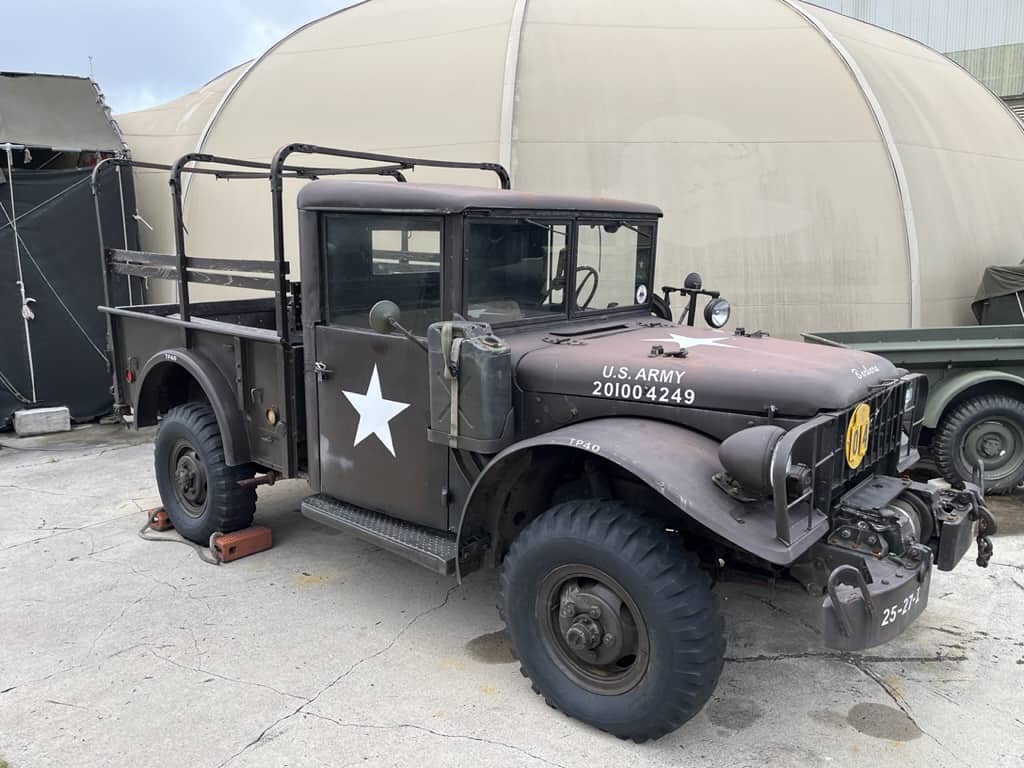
[368,299,428,352]
[369,300,401,334]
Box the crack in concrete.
[90,556,183,595]
[148,651,308,702]
[989,561,1023,572]
[744,592,822,636]
[2,511,139,551]
[214,584,460,768]
[83,585,161,660]
[846,657,969,767]
[302,711,568,768]
[921,625,971,638]
[0,483,105,500]
[725,651,968,664]
[45,698,96,713]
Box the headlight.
[719,425,786,497]
[704,297,731,329]
[904,383,916,411]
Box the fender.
[135,349,251,466]
[457,417,824,572]
[923,370,1024,428]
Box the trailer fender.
[457,417,799,573]
[135,349,250,466]
[924,370,1024,429]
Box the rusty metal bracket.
[238,471,281,489]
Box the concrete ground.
[1,424,1022,768]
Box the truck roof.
[297,179,663,217]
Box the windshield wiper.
[522,218,562,234]
[617,221,652,242]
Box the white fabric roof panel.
[0,72,122,151]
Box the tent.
[972,265,1024,325]
[0,72,138,427]
[118,0,1024,338]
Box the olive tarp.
[972,265,1024,325]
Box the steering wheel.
[575,266,600,309]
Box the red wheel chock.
[145,507,174,531]
[141,507,273,563]
[211,526,273,563]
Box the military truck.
[805,325,1024,494]
[93,145,995,742]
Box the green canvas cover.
[972,265,1024,325]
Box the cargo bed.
[803,325,1024,369]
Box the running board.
[300,494,457,575]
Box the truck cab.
[296,180,663,536]
[96,144,995,743]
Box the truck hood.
[511,321,903,418]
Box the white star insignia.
[342,365,410,457]
[644,332,736,350]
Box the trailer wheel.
[498,499,723,742]
[933,394,1024,494]
[154,402,256,543]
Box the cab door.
[313,213,447,530]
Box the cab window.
[574,221,655,312]
[323,213,442,336]
[464,218,568,324]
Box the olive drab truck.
[93,145,995,742]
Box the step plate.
[301,494,456,575]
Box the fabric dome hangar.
[116,0,1024,338]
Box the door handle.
[314,360,332,382]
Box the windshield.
[464,217,655,323]
[464,219,569,323]
[575,221,655,312]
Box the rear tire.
[154,402,256,543]
[933,394,1024,494]
[498,499,723,742]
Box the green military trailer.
[805,325,1024,493]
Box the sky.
[2,0,357,114]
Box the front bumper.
[819,484,995,652]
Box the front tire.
[498,499,723,742]
[154,402,256,543]
[933,394,1024,494]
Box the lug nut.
[588,606,601,619]
[560,603,575,618]
[602,633,614,646]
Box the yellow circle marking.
[845,402,871,470]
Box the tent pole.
[3,143,36,403]
[115,165,134,305]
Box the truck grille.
[834,379,914,486]
[769,374,925,548]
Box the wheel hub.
[565,616,602,651]
[170,442,208,517]
[539,565,648,695]
[962,418,1024,480]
